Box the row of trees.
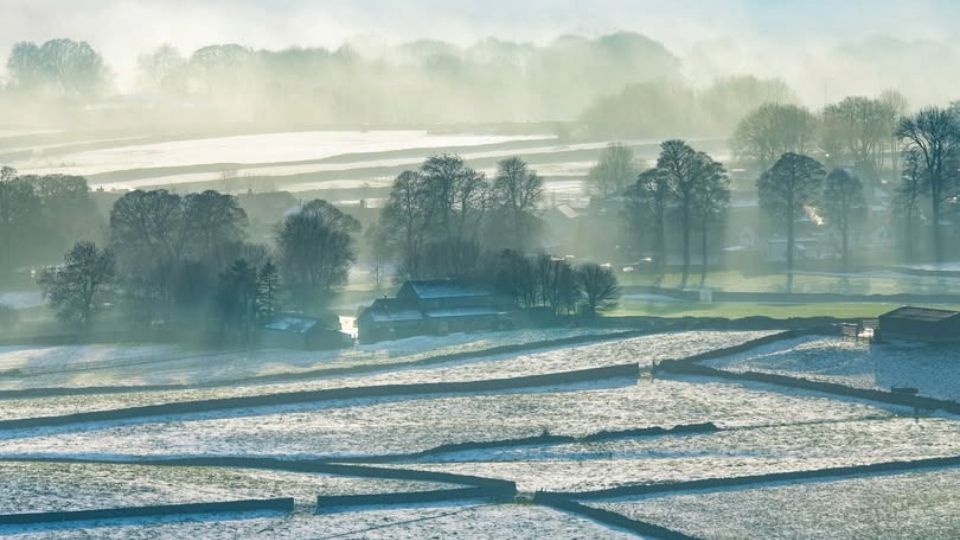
[732,93,909,176]
[581,75,798,138]
[3,33,682,126]
[0,167,102,278]
[375,155,546,280]
[29,182,359,340]
[734,97,960,265]
[620,141,730,288]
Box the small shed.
[261,314,353,350]
[877,306,960,343]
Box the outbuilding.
[877,306,960,343]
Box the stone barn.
[357,279,516,344]
[877,306,960,343]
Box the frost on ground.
[0,331,774,421]
[390,415,960,491]
[3,330,955,538]
[704,336,960,401]
[6,378,957,495]
[0,327,627,390]
[0,503,641,540]
[591,467,960,540]
[0,461,448,514]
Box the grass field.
[610,300,921,319]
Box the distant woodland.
[0,32,932,136]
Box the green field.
[609,300,945,320]
[621,270,960,296]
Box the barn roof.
[264,316,321,334]
[424,307,502,319]
[401,280,493,300]
[881,306,960,323]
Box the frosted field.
[0,326,626,389]
[12,131,553,178]
[0,461,448,513]
[592,468,960,540]
[705,335,960,401]
[0,331,773,420]
[3,329,960,538]
[1,503,641,540]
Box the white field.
[12,131,554,178]
[0,331,774,420]
[2,330,960,538]
[704,335,960,401]
[0,326,629,389]
[0,461,448,513]
[592,468,960,540]
[0,503,642,540]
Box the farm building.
[357,279,517,344]
[261,314,353,350]
[877,306,960,343]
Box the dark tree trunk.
[700,216,709,288]
[786,196,795,294]
[681,204,690,288]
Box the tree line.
[3,170,359,342]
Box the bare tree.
[821,168,866,272]
[37,241,115,331]
[820,97,891,175]
[691,153,730,287]
[488,157,544,251]
[623,168,669,273]
[895,107,960,262]
[758,153,825,292]
[587,142,638,199]
[896,148,925,261]
[732,103,819,172]
[576,263,621,317]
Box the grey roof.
[404,280,493,300]
[424,307,502,319]
[882,306,960,323]
[264,316,320,333]
[368,309,425,323]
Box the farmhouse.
[357,279,516,344]
[877,306,960,343]
[261,314,353,350]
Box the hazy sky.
[3,0,959,96]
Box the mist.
[3,0,960,109]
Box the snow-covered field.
[2,329,960,538]
[0,331,772,420]
[0,461,447,513]
[592,468,960,539]
[2,503,641,540]
[0,326,628,389]
[704,335,960,401]
[12,131,554,178]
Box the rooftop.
[402,280,493,300]
[882,306,960,323]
